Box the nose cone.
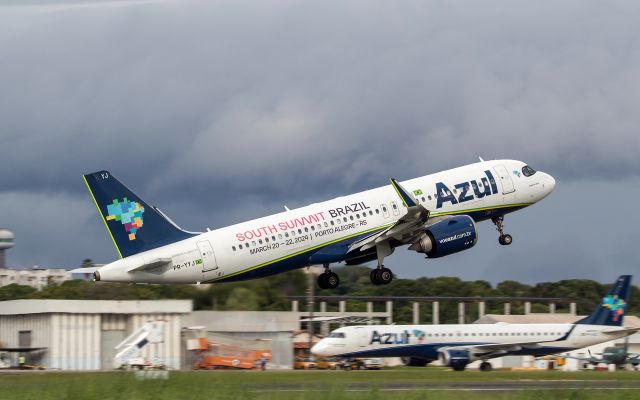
[311,341,329,357]
[542,172,556,196]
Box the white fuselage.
[311,323,629,361]
[96,159,555,284]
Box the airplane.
[311,276,636,371]
[76,159,555,288]
[561,335,640,369]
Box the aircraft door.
[355,327,369,347]
[390,201,400,216]
[493,165,515,194]
[381,204,390,219]
[197,240,218,272]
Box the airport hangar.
[1,297,638,371]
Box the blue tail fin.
[576,275,632,326]
[83,170,197,258]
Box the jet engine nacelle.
[438,349,472,371]
[408,215,478,258]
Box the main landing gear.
[370,267,393,285]
[491,216,512,246]
[317,264,340,290]
[370,242,394,285]
[479,361,493,372]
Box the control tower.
[0,229,14,269]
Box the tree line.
[1,265,637,325]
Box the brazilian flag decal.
[413,189,423,196]
[196,259,203,265]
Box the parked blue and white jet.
[311,276,637,371]
[77,159,555,288]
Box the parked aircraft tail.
[83,170,197,258]
[576,275,632,327]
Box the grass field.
[2,369,640,400]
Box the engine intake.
[409,215,477,258]
[438,349,472,371]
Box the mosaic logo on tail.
[602,294,626,322]
[106,198,145,241]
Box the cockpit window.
[328,332,346,338]
[522,165,536,177]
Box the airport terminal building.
[0,300,302,370]
[0,300,190,370]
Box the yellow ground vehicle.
[316,357,340,370]
[294,357,317,370]
[339,358,383,370]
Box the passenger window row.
[427,331,566,338]
[231,207,390,251]
[231,199,434,252]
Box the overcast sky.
[1,0,639,284]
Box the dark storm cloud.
[1,0,639,281]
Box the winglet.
[389,178,418,208]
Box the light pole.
[305,266,322,358]
[307,268,314,357]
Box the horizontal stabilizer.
[602,327,640,335]
[127,258,172,273]
[69,267,100,274]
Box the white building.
[0,268,73,290]
[0,299,191,370]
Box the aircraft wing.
[348,179,432,253]
[442,340,560,359]
[560,354,601,363]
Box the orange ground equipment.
[191,336,271,370]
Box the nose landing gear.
[492,216,512,246]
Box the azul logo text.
[370,330,410,345]
[435,170,498,209]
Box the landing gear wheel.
[377,268,393,285]
[317,273,329,289]
[492,216,512,246]
[370,269,381,285]
[498,234,513,246]
[480,361,493,372]
[370,268,393,285]
[325,272,339,289]
[317,271,340,289]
